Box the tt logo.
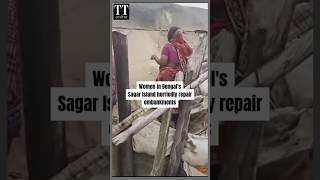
[113,4,129,20]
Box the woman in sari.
[151,26,193,81]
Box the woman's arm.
[151,54,168,66]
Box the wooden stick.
[150,111,172,176]
[113,108,169,146]
[150,72,184,176]
[112,108,153,137]
[166,71,194,176]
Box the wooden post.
[166,70,194,176]
[151,71,184,176]
[112,31,133,176]
[18,0,67,179]
[150,111,172,176]
[0,0,8,179]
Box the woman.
[151,26,193,81]
[151,26,193,123]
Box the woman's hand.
[150,54,158,61]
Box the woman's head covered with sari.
[167,26,193,66]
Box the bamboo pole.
[112,108,153,137]
[113,108,169,146]
[150,72,184,176]
[166,71,194,176]
[150,111,172,176]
